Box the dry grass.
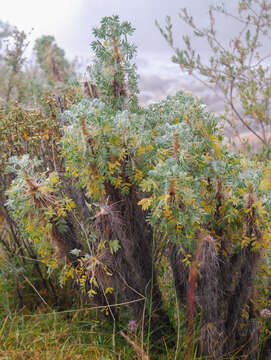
[0,310,117,360]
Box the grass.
[0,256,267,359]
[0,306,184,359]
[0,309,123,360]
[0,254,179,359]
[1,301,268,359]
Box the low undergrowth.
[1,310,117,360]
[0,306,180,360]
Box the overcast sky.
[1,0,237,108]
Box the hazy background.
[1,0,238,110]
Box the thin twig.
[21,297,145,318]
[120,331,150,360]
[174,289,181,360]
[22,274,52,310]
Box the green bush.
[1,15,271,359]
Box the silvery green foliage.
[60,89,270,253]
[88,15,139,110]
[6,155,43,213]
[7,86,271,255]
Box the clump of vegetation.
[0,22,29,104]
[1,9,271,359]
[34,35,74,86]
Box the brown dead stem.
[92,185,175,346]
[223,185,262,358]
[121,331,150,360]
[186,233,222,359]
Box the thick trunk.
[171,188,262,359]
[92,185,175,346]
[169,243,189,305]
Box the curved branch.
[229,80,266,145]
